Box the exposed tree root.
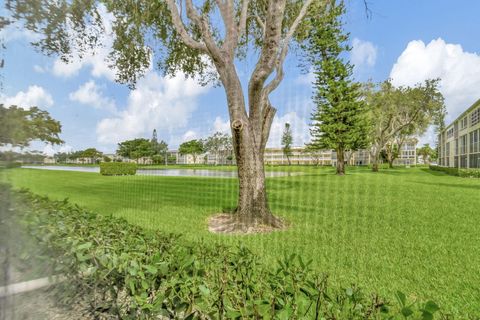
[208,212,286,234]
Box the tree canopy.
[0,104,63,147]
[204,132,232,163]
[364,79,445,171]
[82,148,103,159]
[150,129,168,156]
[9,0,323,87]
[179,139,204,163]
[117,138,155,160]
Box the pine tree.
[281,123,293,165]
[305,1,369,175]
[151,129,159,153]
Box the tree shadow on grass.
[408,180,480,191]
[368,168,408,176]
[419,168,450,176]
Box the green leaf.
[396,291,406,307]
[225,310,241,319]
[77,242,92,250]
[401,307,413,317]
[145,265,157,274]
[199,285,210,295]
[421,311,433,320]
[345,287,353,296]
[423,301,439,313]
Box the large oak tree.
[9,0,329,231]
[364,80,445,172]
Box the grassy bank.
[4,166,480,316]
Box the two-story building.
[438,99,480,168]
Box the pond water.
[21,166,299,178]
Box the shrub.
[458,168,480,178]
[429,165,480,178]
[8,186,447,319]
[100,162,136,175]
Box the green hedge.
[100,162,137,175]
[9,187,447,319]
[429,165,480,178]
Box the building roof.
[445,98,480,129]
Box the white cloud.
[51,4,118,81]
[69,80,117,113]
[212,117,231,134]
[33,65,46,73]
[295,68,315,86]
[267,112,310,148]
[42,144,56,157]
[390,38,480,124]
[182,130,198,142]
[96,71,209,144]
[59,144,74,153]
[52,58,84,78]
[351,38,377,68]
[1,85,54,109]
[0,21,40,44]
[43,144,74,156]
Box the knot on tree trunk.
[231,119,244,131]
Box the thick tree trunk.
[371,153,380,172]
[388,159,394,168]
[370,144,382,172]
[230,120,283,231]
[336,148,345,175]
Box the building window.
[460,155,468,168]
[469,153,480,168]
[460,135,467,155]
[461,117,468,129]
[447,127,454,139]
[475,130,479,153]
[472,107,480,126]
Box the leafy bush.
[458,168,480,178]
[429,165,480,178]
[100,162,136,175]
[9,187,448,319]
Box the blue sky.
[1,0,480,155]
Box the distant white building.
[43,156,56,164]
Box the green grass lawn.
[4,166,480,316]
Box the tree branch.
[260,100,276,151]
[180,0,225,65]
[165,0,207,52]
[238,0,250,43]
[248,0,287,126]
[252,14,265,37]
[264,0,317,95]
[216,0,236,56]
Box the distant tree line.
[179,132,233,165]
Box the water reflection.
[21,166,299,178]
